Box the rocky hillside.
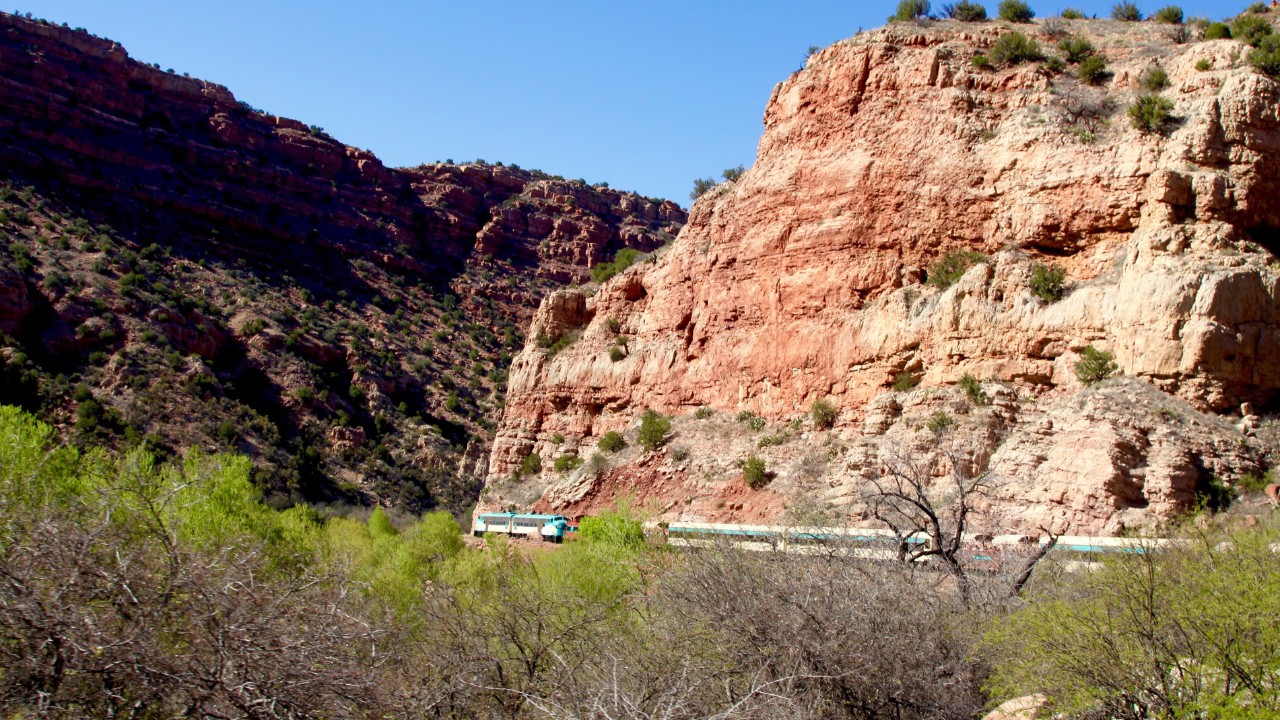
[0,11,684,515]
[486,12,1280,535]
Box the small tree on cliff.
[637,409,672,452]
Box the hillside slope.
[0,12,684,514]
[486,15,1280,534]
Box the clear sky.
[16,1,1245,205]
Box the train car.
[658,521,929,559]
[472,512,573,542]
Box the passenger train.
[472,512,574,542]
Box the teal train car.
[472,512,573,543]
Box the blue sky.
[18,1,1245,205]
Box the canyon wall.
[486,18,1280,534]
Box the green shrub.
[669,446,690,462]
[1249,34,1280,76]
[609,346,626,362]
[1232,14,1273,47]
[1152,5,1184,23]
[1195,58,1212,71]
[893,371,921,392]
[1111,2,1142,20]
[943,1,988,20]
[811,398,838,428]
[1060,8,1085,18]
[598,431,626,453]
[239,318,266,336]
[990,32,1044,65]
[927,411,955,432]
[893,0,931,21]
[997,0,1034,22]
[1074,345,1118,384]
[742,455,769,489]
[518,452,543,478]
[721,164,746,182]
[1077,54,1109,84]
[689,177,717,201]
[605,316,621,333]
[1140,66,1170,90]
[1044,56,1066,73]
[1203,22,1232,40]
[1247,1,1269,12]
[694,406,715,419]
[1128,94,1175,133]
[537,329,581,357]
[736,410,756,423]
[637,409,672,451]
[553,455,583,472]
[1029,263,1066,302]
[927,249,987,289]
[959,373,989,405]
[1057,36,1095,63]
[972,53,993,68]
[591,248,641,283]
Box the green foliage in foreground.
[1129,94,1175,134]
[985,523,1280,718]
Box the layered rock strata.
[486,18,1280,534]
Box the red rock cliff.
[486,18,1280,534]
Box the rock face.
[486,19,1280,534]
[0,12,684,515]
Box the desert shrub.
[943,1,988,20]
[1044,55,1066,72]
[1029,263,1066,301]
[1233,14,1273,47]
[1060,8,1085,18]
[591,248,641,283]
[1140,65,1170,90]
[1250,34,1280,76]
[598,431,625,453]
[1057,36,1095,62]
[1077,54,1109,84]
[927,249,987,289]
[689,177,716,201]
[990,31,1044,65]
[553,455,583,472]
[1111,1,1142,20]
[735,410,756,423]
[637,409,672,451]
[693,406,715,419]
[1128,94,1175,133]
[1152,4,1184,23]
[997,0,1034,22]
[609,345,626,362]
[811,398,838,428]
[894,371,921,392]
[669,446,690,462]
[604,317,621,333]
[551,433,565,444]
[893,0,931,21]
[959,373,989,405]
[1074,345,1118,384]
[1195,58,1212,70]
[239,317,266,336]
[926,411,955,432]
[742,455,769,489]
[721,164,746,182]
[1203,21,1232,39]
[985,522,1280,719]
[972,53,993,68]
[1247,1,1270,12]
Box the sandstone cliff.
[486,17,1280,534]
[0,11,684,515]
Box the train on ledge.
[472,512,574,542]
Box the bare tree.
[863,435,1056,605]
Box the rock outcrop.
[0,11,684,515]
[486,18,1280,534]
